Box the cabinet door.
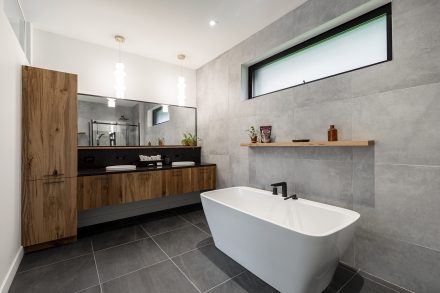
[164,168,192,196]
[123,171,164,203]
[22,66,77,181]
[77,174,123,210]
[192,166,216,191]
[22,178,77,247]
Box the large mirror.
[77,94,197,147]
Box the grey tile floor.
[10,204,405,293]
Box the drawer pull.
[44,180,65,185]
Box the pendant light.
[177,54,187,106]
[114,35,126,99]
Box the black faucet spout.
[270,182,287,197]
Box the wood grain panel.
[77,166,216,211]
[163,168,192,196]
[122,171,164,203]
[22,178,77,247]
[191,166,216,191]
[77,174,123,210]
[22,66,77,181]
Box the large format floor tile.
[91,225,148,251]
[322,265,358,293]
[206,271,278,293]
[340,273,401,293]
[94,238,167,282]
[18,238,92,272]
[179,209,208,225]
[172,244,245,292]
[101,260,198,293]
[10,254,99,293]
[11,206,408,293]
[153,225,213,257]
[141,214,191,236]
[77,285,102,293]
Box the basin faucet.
[270,182,287,197]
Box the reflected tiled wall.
[196,0,440,292]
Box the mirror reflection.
[77,94,197,147]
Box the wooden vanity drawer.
[191,166,216,191]
[122,171,164,203]
[163,168,192,196]
[77,174,123,210]
[22,178,77,247]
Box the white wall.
[32,29,197,107]
[0,3,29,292]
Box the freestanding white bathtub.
[201,187,360,293]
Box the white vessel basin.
[105,165,136,171]
[171,161,195,167]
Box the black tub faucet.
[270,182,287,197]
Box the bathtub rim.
[201,186,360,238]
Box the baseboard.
[0,246,23,293]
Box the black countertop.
[78,163,216,177]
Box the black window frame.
[248,3,392,99]
[152,106,170,126]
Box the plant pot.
[251,136,258,143]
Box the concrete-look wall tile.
[207,55,229,122]
[229,155,250,187]
[254,0,370,58]
[293,98,352,141]
[352,148,375,206]
[354,163,440,252]
[252,148,296,192]
[205,119,229,156]
[355,229,440,293]
[292,74,353,108]
[293,159,353,209]
[207,154,230,189]
[352,82,440,166]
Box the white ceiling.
[20,0,306,69]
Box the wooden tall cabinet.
[22,66,78,248]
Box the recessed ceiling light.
[209,20,218,27]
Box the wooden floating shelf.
[240,140,374,147]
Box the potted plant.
[245,126,258,143]
[181,133,200,146]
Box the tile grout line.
[99,259,170,287]
[92,234,151,253]
[178,214,212,237]
[16,251,93,275]
[360,273,414,293]
[336,269,360,293]
[140,224,203,293]
[143,223,193,237]
[90,241,104,293]
[203,270,247,293]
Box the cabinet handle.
[43,180,65,185]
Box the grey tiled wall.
[196,0,440,292]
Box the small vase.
[251,136,258,143]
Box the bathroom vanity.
[78,164,216,210]
[21,66,215,250]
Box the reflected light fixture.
[107,97,116,108]
[162,104,169,112]
[177,54,187,106]
[209,20,218,26]
[114,35,126,100]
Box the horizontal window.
[248,4,392,99]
